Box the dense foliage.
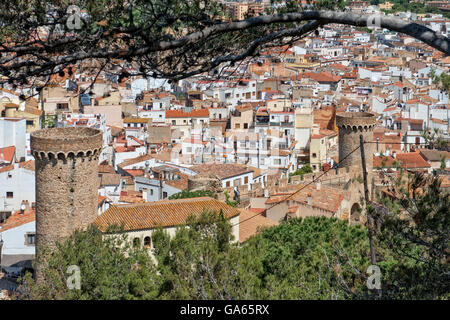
[0,0,447,90]
[421,128,449,150]
[375,0,450,18]
[168,189,216,200]
[376,173,450,299]
[289,164,313,177]
[19,225,160,299]
[18,174,449,300]
[19,214,374,300]
[432,72,450,93]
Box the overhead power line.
[233,139,447,227]
[233,144,363,227]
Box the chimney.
[316,181,321,191]
[392,151,397,159]
[20,202,26,215]
[307,193,312,205]
[264,189,269,198]
[21,200,30,210]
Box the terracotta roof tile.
[166,109,209,118]
[0,208,35,232]
[95,197,240,232]
[190,163,253,180]
[239,209,278,243]
[0,146,15,163]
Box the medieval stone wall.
[336,112,376,172]
[31,127,102,253]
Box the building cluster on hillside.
[1,3,450,292]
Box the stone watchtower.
[336,112,377,172]
[336,112,377,223]
[31,127,103,254]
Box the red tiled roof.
[95,197,240,232]
[271,183,346,214]
[239,209,278,243]
[190,163,253,180]
[248,208,266,214]
[395,152,430,169]
[303,71,341,83]
[124,169,145,177]
[118,154,153,168]
[373,153,430,169]
[373,155,396,168]
[0,208,35,232]
[164,173,189,191]
[98,195,107,205]
[165,109,209,118]
[0,146,15,163]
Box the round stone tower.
[31,127,102,253]
[336,112,376,171]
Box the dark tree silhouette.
[0,0,448,89]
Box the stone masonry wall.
[31,127,102,257]
[336,112,376,171]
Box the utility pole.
[360,134,382,297]
[359,135,377,266]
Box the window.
[312,153,317,158]
[56,103,69,110]
[163,192,168,198]
[235,123,240,129]
[26,233,36,246]
[244,176,249,184]
[274,159,281,165]
[6,192,13,199]
[244,123,248,129]
[26,120,34,126]
[150,189,154,196]
[226,181,231,187]
[186,147,192,153]
[133,238,141,247]
[144,236,151,248]
[172,120,176,125]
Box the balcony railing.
[270,121,293,126]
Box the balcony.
[270,121,293,127]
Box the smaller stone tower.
[31,127,103,253]
[336,112,377,172]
